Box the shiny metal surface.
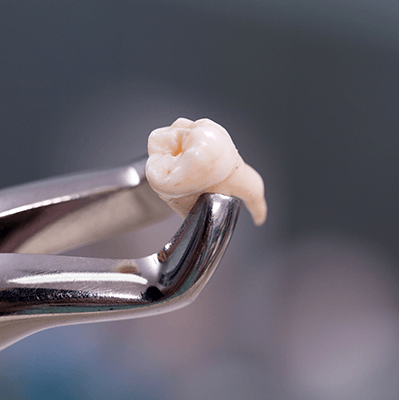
[0,158,172,254]
[0,160,240,350]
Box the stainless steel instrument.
[0,157,240,350]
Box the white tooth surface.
[146,117,267,226]
[146,118,239,197]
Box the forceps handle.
[0,158,172,254]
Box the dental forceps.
[0,157,240,350]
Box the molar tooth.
[146,118,267,226]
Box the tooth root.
[213,157,267,226]
[158,156,267,226]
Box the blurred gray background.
[1,1,399,399]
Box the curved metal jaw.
[0,159,240,350]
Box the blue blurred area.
[1,1,399,399]
[0,325,175,399]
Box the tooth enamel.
[146,118,267,226]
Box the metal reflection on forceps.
[0,157,240,350]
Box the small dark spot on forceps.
[141,286,164,302]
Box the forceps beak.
[0,158,240,350]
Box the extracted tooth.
[146,118,267,226]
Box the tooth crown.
[146,118,239,198]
